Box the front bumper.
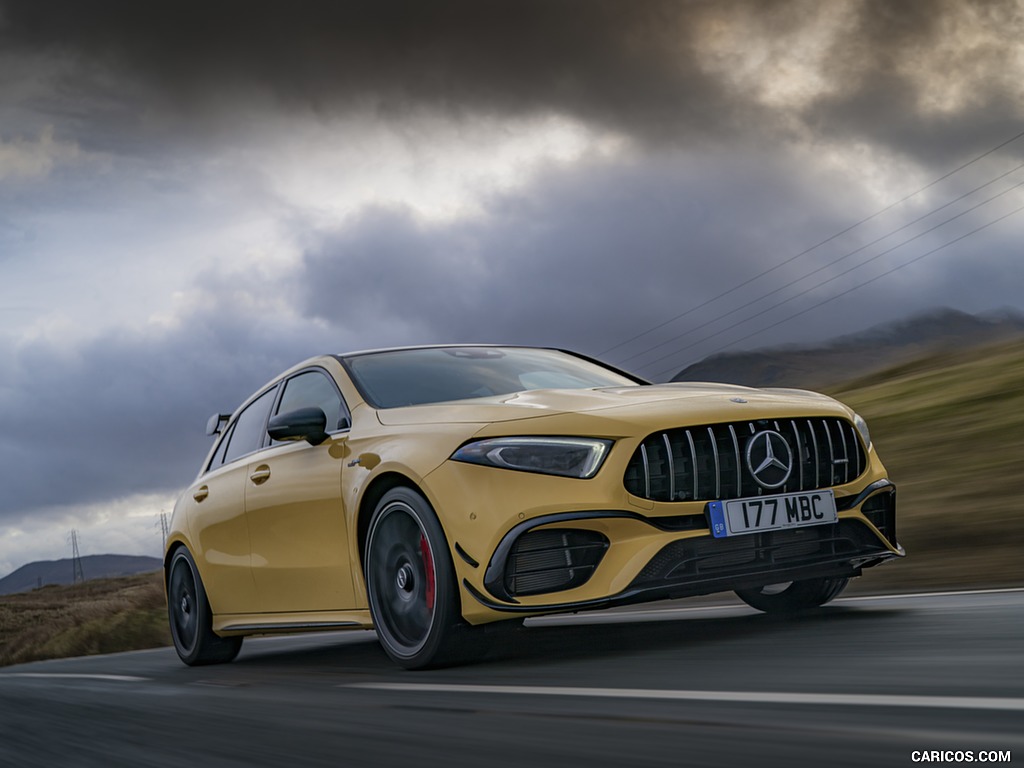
[459,479,902,618]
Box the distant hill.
[828,334,1024,592]
[0,554,162,595]
[671,307,1024,389]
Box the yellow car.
[165,345,903,669]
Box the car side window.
[221,387,277,465]
[209,422,234,468]
[274,370,349,433]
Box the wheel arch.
[163,537,191,589]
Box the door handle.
[193,485,209,502]
[249,465,271,485]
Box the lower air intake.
[631,520,888,588]
[505,529,609,597]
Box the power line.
[599,127,1024,359]
[648,199,1024,381]
[626,172,1024,372]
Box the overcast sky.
[1,0,1023,577]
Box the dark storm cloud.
[3,0,1021,159]
[300,149,1022,378]
[805,0,1024,165]
[0,296,342,516]
[0,0,723,146]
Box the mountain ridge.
[671,307,1024,389]
[0,554,162,595]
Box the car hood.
[374,383,846,426]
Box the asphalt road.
[1,589,1021,768]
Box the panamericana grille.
[624,417,865,503]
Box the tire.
[735,577,849,614]
[167,547,243,666]
[365,487,476,669]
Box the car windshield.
[343,347,642,408]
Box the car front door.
[244,369,355,613]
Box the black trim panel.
[465,552,899,615]
[219,621,363,633]
[835,479,895,511]
[455,542,480,568]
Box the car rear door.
[188,385,280,615]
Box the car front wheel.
[365,487,475,669]
[167,547,243,666]
[735,577,849,614]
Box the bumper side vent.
[505,529,609,597]
[861,489,897,548]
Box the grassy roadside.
[0,571,169,667]
[2,336,1022,665]
[829,335,1024,594]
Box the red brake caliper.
[419,533,435,611]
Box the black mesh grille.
[505,529,609,597]
[624,417,866,502]
[632,520,887,587]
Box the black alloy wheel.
[365,487,474,669]
[167,547,243,666]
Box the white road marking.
[345,683,1024,712]
[837,587,1024,602]
[4,673,150,682]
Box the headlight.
[853,412,872,449]
[450,437,613,479]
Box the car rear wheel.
[734,577,849,614]
[365,487,476,669]
[167,547,243,665]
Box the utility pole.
[69,529,85,585]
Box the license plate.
[707,490,837,538]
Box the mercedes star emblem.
[746,430,794,489]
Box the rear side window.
[221,387,277,465]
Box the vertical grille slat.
[839,421,851,484]
[708,426,720,499]
[685,430,698,501]
[729,425,741,497]
[808,419,821,487]
[823,420,836,485]
[790,420,804,491]
[850,425,860,478]
[662,433,675,502]
[624,417,867,503]
[640,443,651,499]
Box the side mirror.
[206,413,231,436]
[267,407,329,446]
